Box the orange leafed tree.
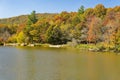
[87,16,102,44]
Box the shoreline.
[1,43,120,53]
[2,43,67,48]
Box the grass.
[76,43,103,50]
[77,44,95,48]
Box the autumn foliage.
[0,4,120,51]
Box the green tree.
[45,25,63,44]
[29,30,39,43]
[17,31,25,43]
[7,34,17,43]
[45,25,54,44]
[23,11,38,43]
[78,5,85,15]
[84,8,94,18]
[94,4,106,18]
[78,5,85,22]
[60,24,73,43]
[28,11,38,25]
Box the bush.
[114,45,120,52]
[0,42,3,45]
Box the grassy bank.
[2,42,120,53]
[76,43,120,53]
[75,44,100,51]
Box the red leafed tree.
[103,12,120,47]
[87,16,102,44]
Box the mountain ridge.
[0,13,57,25]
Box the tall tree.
[28,11,38,25]
[94,4,106,18]
[17,31,25,43]
[78,5,85,21]
[84,8,94,18]
[24,11,38,43]
[45,25,63,44]
[87,17,102,44]
[78,5,85,15]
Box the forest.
[0,4,120,52]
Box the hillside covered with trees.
[1,4,120,52]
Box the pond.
[0,46,120,80]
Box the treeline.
[0,13,57,24]
[1,4,120,51]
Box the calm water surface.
[0,46,120,80]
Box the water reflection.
[0,47,120,80]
